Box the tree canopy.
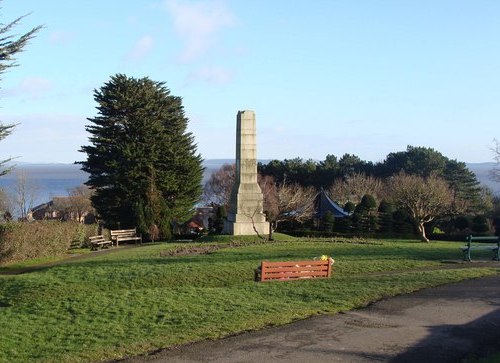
[0,8,41,175]
[80,74,203,238]
[389,172,452,242]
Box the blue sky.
[0,0,498,164]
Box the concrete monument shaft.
[224,110,269,235]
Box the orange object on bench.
[254,259,333,282]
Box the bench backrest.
[466,235,500,246]
[260,260,332,281]
[89,235,106,242]
[111,229,137,238]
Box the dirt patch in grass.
[160,244,223,257]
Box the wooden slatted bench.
[88,235,113,251]
[461,235,500,261]
[255,259,333,282]
[110,228,142,246]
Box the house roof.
[187,220,203,229]
[30,200,54,213]
[315,190,350,219]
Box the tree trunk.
[268,221,278,241]
[417,222,429,242]
[268,222,274,241]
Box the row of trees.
[204,145,496,241]
[259,146,483,210]
[260,146,487,216]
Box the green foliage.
[80,74,203,237]
[344,201,355,213]
[0,240,497,362]
[377,200,395,233]
[258,154,374,188]
[454,216,470,231]
[444,160,483,214]
[321,211,335,232]
[0,11,41,175]
[392,209,414,234]
[213,205,227,233]
[378,145,447,178]
[359,194,377,210]
[352,194,378,233]
[260,146,485,238]
[378,146,483,215]
[334,216,352,233]
[471,215,489,234]
[0,221,97,264]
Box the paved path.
[124,273,500,363]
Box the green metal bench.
[461,235,500,261]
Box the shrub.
[454,216,470,231]
[377,200,395,233]
[0,221,97,265]
[321,211,335,232]
[471,215,489,234]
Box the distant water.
[0,161,231,207]
[2,161,495,209]
[0,164,88,207]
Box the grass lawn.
[0,237,499,362]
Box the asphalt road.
[121,272,500,363]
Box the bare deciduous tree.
[328,172,383,206]
[259,176,316,240]
[67,184,94,222]
[53,185,94,222]
[491,139,500,183]
[10,171,39,220]
[202,163,235,207]
[388,172,452,242]
[0,187,11,218]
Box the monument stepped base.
[223,220,269,236]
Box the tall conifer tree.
[80,74,203,238]
[0,8,41,175]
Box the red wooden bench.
[254,259,333,282]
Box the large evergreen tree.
[80,74,203,238]
[0,7,41,175]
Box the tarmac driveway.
[123,273,500,363]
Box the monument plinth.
[224,110,269,236]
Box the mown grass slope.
[0,238,498,362]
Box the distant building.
[29,200,59,221]
[174,206,215,235]
[314,190,350,219]
[28,197,94,223]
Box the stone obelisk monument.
[224,110,269,235]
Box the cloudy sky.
[0,0,498,164]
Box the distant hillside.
[467,162,500,195]
[202,159,233,184]
[0,161,497,204]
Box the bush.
[454,216,470,231]
[0,221,97,265]
[471,215,489,234]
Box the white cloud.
[187,65,233,85]
[164,0,236,62]
[0,77,54,99]
[125,35,154,62]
